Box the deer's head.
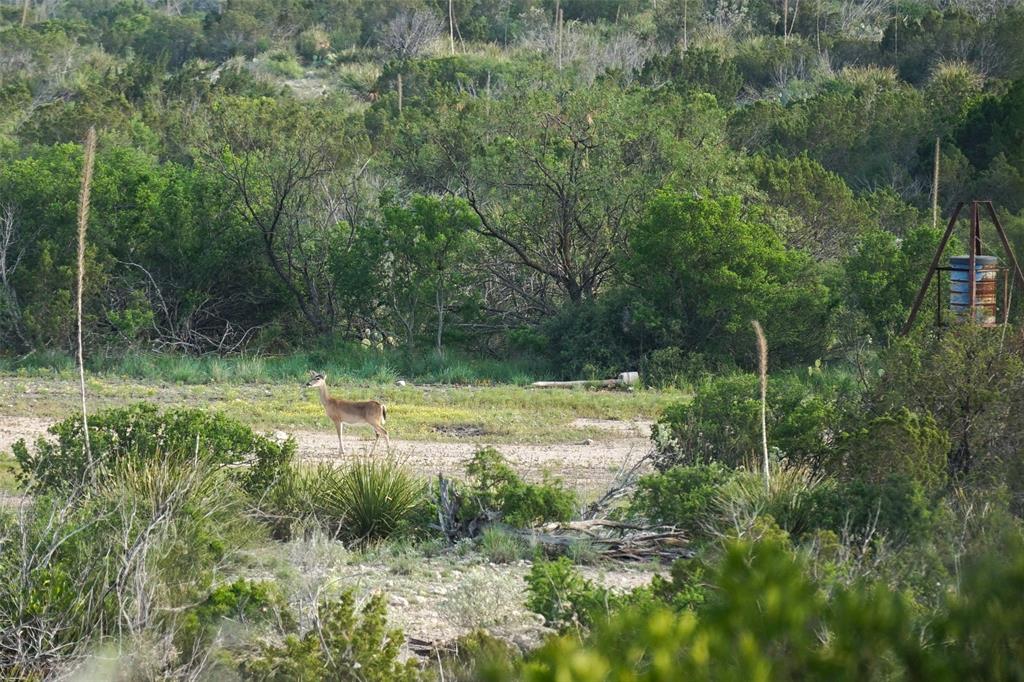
[305,371,326,388]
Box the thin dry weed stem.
[75,126,96,466]
[752,320,770,492]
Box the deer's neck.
[316,384,331,406]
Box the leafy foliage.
[0,457,256,677]
[835,409,950,490]
[12,402,294,497]
[873,327,1024,485]
[463,447,576,528]
[627,193,834,365]
[630,463,731,535]
[654,372,850,471]
[504,536,1024,681]
[524,557,618,633]
[239,592,421,681]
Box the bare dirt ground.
[296,427,652,493]
[260,537,658,655]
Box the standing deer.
[305,372,390,454]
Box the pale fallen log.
[531,371,640,389]
[530,378,622,389]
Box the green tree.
[874,326,1024,485]
[627,193,833,364]
[405,84,725,308]
[752,153,874,260]
[842,226,941,345]
[381,193,479,352]
[194,95,370,335]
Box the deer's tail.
[381,404,387,424]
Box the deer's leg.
[379,426,390,453]
[336,421,345,455]
[370,430,379,455]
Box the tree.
[843,226,941,344]
[954,77,1024,178]
[194,95,370,335]
[752,153,874,260]
[627,193,833,364]
[380,193,479,352]
[407,84,708,309]
[874,326,1024,484]
[0,202,26,349]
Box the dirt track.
[1,415,653,493]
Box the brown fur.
[305,372,390,454]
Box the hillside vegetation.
[1,0,1023,377]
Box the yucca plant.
[318,457,425,543]
[716,464,833,539]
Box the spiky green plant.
[318,458,425,543]
[716,464,833,539]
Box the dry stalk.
[76,126,96,464]
[752,320,770,492]
[932,136,940,230]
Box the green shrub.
[630,463,732,535]
[648,558,710,612]
[317,458,426,543]
[872,327,1024,485]
[930,535,1024,680]
[640,346,710,388]
[509,537,925,681]
[502,538,1024,681]
[438,629,519,681]
[654,372,849,471]
[0,458,255,678]
[12,403,294,498]
[464,448,576,527]
[178,578,294,655]
[805,475,934,545]
[835,408,950,490]
[525,557,618,633]
[262,50,304,78]
[238,591,421,681]
[296,25,330,61]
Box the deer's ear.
[309,370,317,378]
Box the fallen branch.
[582,448,655,520]
[503,521,692,563]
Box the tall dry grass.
[752,320,769,492]
[75,126,96,464]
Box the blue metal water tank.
[949,255,998,326]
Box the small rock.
[389,595,409,608]
[582,438,594,446]
[396,380,407,387]
[272,430,288,442]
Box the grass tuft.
[317,457,426,543]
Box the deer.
[304,371,390,455]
